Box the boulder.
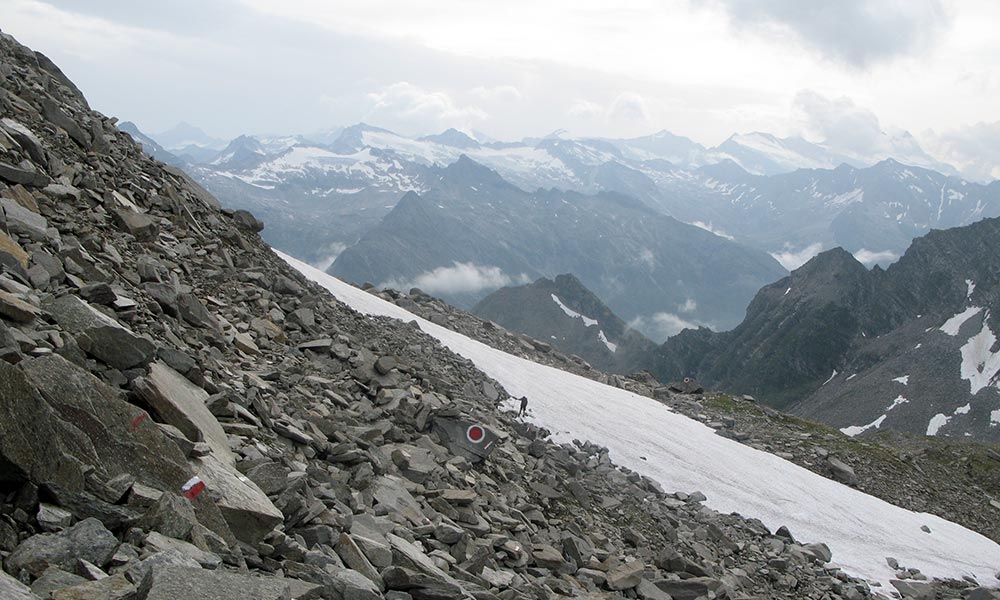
[5,518,118,577]
[231,209,264,233]
[44,295,155,369]
[112,209,158,240]
[0,161,50,188]
[134,361,235,465]
[191,454,283,545]
[0,230,29,268]
[0,569,41,600]
[331,569,382,600]
[22,355,192,493]
[140,566,320,600]
[0,289,41,323]
[30,567,87,597]
[1,197,48,239]
[827,457,858,486]
[177,293,218,329]
[606,559,644,590]
[50,574,135,600]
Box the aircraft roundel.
[466,424,486,444]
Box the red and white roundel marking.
[466,425,486,444]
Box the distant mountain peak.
[439,154,508,186]
[419,128,481,150]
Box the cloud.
[853,249,899,265]
[568,92,650,123]
[689,220,735,240]
[629,312,707,341]
[382,262,527,295]
[770,242,823,270]
[366,82,488,133]
[678,298,698,313]
[310,242,347,272]
[922,121,1000,182]
[470,85,522,102]
[793,90,885,155]
[706,0,951,67]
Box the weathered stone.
[531,543,564,570]
[606,558,644,590]
[0,229,29,269]
[177,293,218,329]
[112,209,158,241]
[336,533,385,589]
[191,454,283,545]
[140,566,319,600]
[44,295,155,369]
[144,531,222,569]
[331,569,382,600]
[0,160,50,187]
[139,493,198,540]
[50,574,135,600]
[827,457,858,486]
[231,209,264,233]
[134,361,235,464]
[37,503,74,532]
[0,289,40,322]
[6,518,118,577]
[30,567,87,598]
[890,580,936,600]
[1,197,48,239]
[232,331,259,355]
[653,577,720,600]
[22,355,193,494]
[636,579,673,600]
[0,569,40,600]
[372,476,429,527]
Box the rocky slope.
[329,156,787,341]
[0,29,962,600]
[369,284,1000,548]
[471,274,655,373]
[650,217,1000,442]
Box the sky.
[3,0,999,179]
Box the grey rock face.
[44,295,156,369]
[6,518,118,577]
[140,566,317,600]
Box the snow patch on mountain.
[551,294,599,327]
[940,306,983,336]
[959,317,1000,395]
[927,413,951,436]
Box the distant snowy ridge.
[280,251,1000,591]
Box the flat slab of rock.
[44,295,155,369]
[192,454,283,545]
[0,289,41,322]
[135,362,235,465]
[22,355,192,494]
[50,573,135,600]
[141,566,320,600]
[0,569,40,600]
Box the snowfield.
[280,252,1000,591]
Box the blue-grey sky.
[4,0,998,178]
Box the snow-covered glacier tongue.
[279,251,1000,591]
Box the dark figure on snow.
[518,396,528,417]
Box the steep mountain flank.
[330,156,787,340]
[652,217,1000,441]
[472,274,655,373]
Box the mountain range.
[651,215,1000,442]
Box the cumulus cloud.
[853,249,899,265]
[689,220,735,240]
[706,0,951,68]
[366,82,487,131]
[382,262,527,295]
[678,298,698,313]
[770,242,823,270]
[470,85,522,102]
[922,121,1000,182]
[629,312,708,341]
[310,242,347,272]
[793,90,885,156]
[568,92,649,123]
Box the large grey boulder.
[191,454,283,545]
[140,566,320,600]
[134,362,235,465]
[43,295,156,369]
[50,573,136,600]
[1,197,48,239]
[5,518,118,577]
[827,457,858,486]
[0,360,93,491]
[331,569,382,600]
[21,355,192,493]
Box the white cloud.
[853,249,899,265]
[922,121,1000,182]
[678,298,698,313]
[793,90,886,156]
[690,220,735,240]
[470,85,522,102]
[629,311,708,341]
[381,262,526,295]
[568,99,605,120]
[366,82,487,132]
[568,93,650,124]
[770,242,823,270]
[310,242,347,272]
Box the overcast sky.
[4,0,999,175]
